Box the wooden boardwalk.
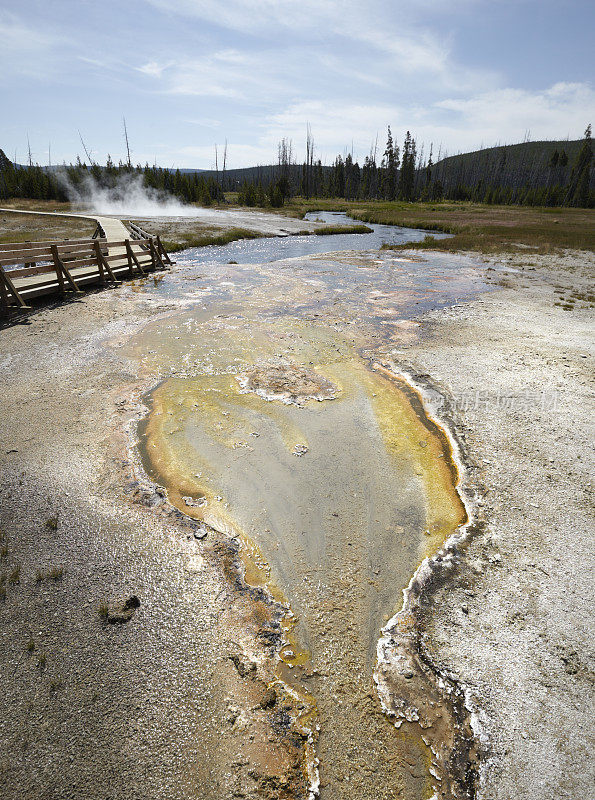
[0,209,173,312]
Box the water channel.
[121,212,488,800]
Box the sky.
[1,0,594,169]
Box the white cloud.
[137,61,172,78]
[0,11,63,79]
[135,50,284,98]
[242,83,594,167]
[436,82,595,147]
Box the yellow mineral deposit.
[137,320,468,799]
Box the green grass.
[314,224,372,236]
[274,199,595,253]
[163,227,266,252]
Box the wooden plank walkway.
[0,208,173,312]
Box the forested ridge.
[1,126,592,208]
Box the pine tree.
[566,124,592,207]
[381,127,398,200]
[399,131,416,200]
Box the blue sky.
[2,0,593,168]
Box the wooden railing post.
[151,237,166,271]
[149,238,157,271]
[125,239,134,278]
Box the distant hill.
[430,139,584,192]
[198,164,310,189]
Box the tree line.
[0,126,592,208]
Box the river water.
[121,214,488,800]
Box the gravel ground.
[398,250,595,799]
[0,240,592,799]
[0,292,313,800]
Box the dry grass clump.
[8,566,20,585]
[35,566,64,583]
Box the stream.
[121,213,488,800]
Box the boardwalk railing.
[0,235,172,312]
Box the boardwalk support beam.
[94,241,121,285]
[156,236,173,266]
[125,240,145,277]
[51,245,82,295]
[0,265,31,311]
[150,237,166,271]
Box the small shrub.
[26,638,35,653]
[49,677,63,694]
[37,653,47,670]
[35,569,45,583]
[0,545,8,559]
[45,517,58,531]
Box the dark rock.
[107,595,140,624]
[229,653,257,677]
[259,687,277,709]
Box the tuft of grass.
[314,223,373,235]
[0,544,7,558]
[45,517,59,531]
[49,677,63,694]
[48,566,64,582]
[26,638,35,653]
[98,601,109,620]
[8,566,20,585]
[162,227,266,253]
[35,569,45,583]
[37,652,47,670]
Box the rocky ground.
[0,236,592,799]
[399,249,595,799]
[0,290,315,800]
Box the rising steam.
[57,171,207,218]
